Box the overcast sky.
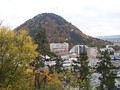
[0,0,120,37]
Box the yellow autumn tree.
[34,69,63,90]
[0,27,37,90]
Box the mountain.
[15,13,112,48]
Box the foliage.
[48,65,55,74]
[34,26,57,58]
[34,70,63,90]
[69,31,84,44]
[46,75,63,90]
[34,26,50,55]
[0,27,37,89]
[96,50,116,90]
[112,45,120,51]
[78,52,90,90]
[62,70,75,89]
[35,55,45,69]
[54,57,64,73]
[72,51,90,90]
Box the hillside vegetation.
[15,13,112,48]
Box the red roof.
[116,50,120,53]
[88,56,96,59]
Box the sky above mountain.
[0,0,120,36]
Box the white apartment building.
[50,42,69,53]
[100,47,115,55]
[69,45,87,55]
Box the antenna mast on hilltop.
[56,6,59,15]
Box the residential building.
[100,46,115,55]
[115,50,120,56]
[50,42,69,53]
[114,50,120,60]
[69,45,87,55]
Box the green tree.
[0,27,37,90]
[34,26,50,55]
[34,26,58,89]
[62,70,73,89]
[96,50,115,90]
[112,45,120,51]
[54,57,64,74]
[79,52,89,90]
[34,26,57,57]
[73,51,90,90]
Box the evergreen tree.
[34,26,50,55]
[79,52,89,90]
[54,57,64,73]
[34,26,58,89]
[73,50,89,90]
[96,50,115,90]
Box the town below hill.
[49,42,120,68]
[42,42,120,89]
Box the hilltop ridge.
[15,13,112,47]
